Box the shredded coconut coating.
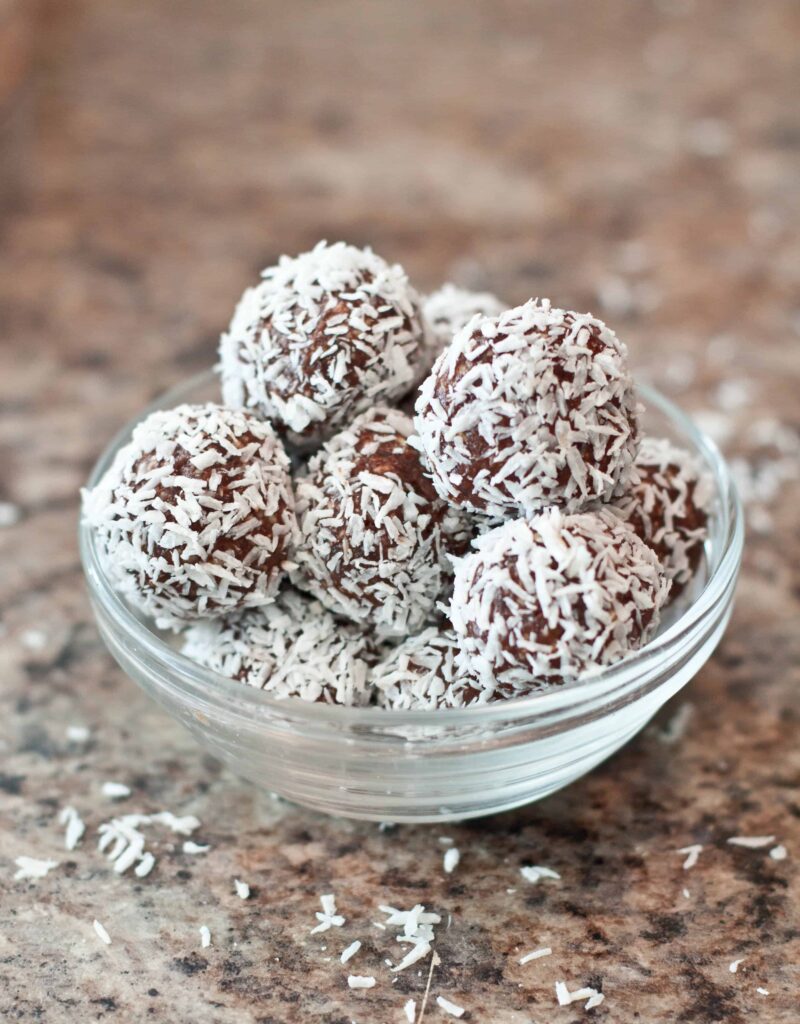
[421,283,506,373]
[466,510,513,549]
[292,406,470,637]
[219,240,426,446]
[181,588,375,705]
[413,298,640,517]
[372,627,488,710]
[614,436,713,595]
[450,508,669,688]
[83,403,298,629]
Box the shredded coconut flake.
[93,919,112,945]
[98,817,149,875]
[340,940,361,964]
[436,995,465,1018]
[727,835,776,849]
[14,856,59,881]
[556,981,604,1008]
[135,852,155,878]
[97,810,200,876]
[678,844,703,870]
[519,947,552,964]
[101,782,131,800]
[200,925,211,948]
[379,903,441,974]
[520,865,561,884]
[404,999,416,1023]
[729,958,744,974]
[58,806,86,851]
[66,724,91,743]
[311,893,344,933]
[769,844,787,861]
[347,975,376,990]
[234,879,250,900]
[183,841,211,855]
[443,848,460,874]
[150,811,201,835]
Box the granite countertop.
[1,1,799,1021]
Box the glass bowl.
[79,371,743,823]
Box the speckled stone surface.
[2,2,800,1021]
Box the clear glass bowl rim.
[79,371,744,730]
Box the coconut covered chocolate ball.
[292,406,469,636]
[83,403,298,628]
[219,241,425,446]
[450,508,669,689]
[421,283,506,372]
[614,436,712,595]
[414,298,640,517]
[181,589,374,705]
[372,627,487,710]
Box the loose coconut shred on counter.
[13,856,60,881]
[311,893,345,934]
[379,903,442,973]
[59,806,86,851]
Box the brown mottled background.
[1,1,799,1021]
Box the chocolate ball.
[219,241,426,447]
[83,403,297,628]
[181,589,374,705]
[292,406,469,636]
[614,436,712,596]
[414,299,640,517]
[421,283,506,372]
[372,627,486,710]
[450,508,669,689]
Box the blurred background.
[2,0,799,526]
[2,1,798,374]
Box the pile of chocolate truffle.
[84,241,712,710]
